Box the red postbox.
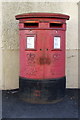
[15,13,70,103]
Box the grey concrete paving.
[2,89,79,118]
[0,91,2,120]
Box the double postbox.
[15,13,70,103]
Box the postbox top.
[15,13,70,20]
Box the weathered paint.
[16,13,69,80]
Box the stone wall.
[0,2,78,89]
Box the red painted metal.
[15,13,70,20]
[15,13,69,80]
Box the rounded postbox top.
[15,13,70,20]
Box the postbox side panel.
[20,30,45,80]
[44,30,65,79]
[19,30,26,78]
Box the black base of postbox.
[19,76,66,104]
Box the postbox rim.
[15,12,70,20]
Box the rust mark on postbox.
[39,57,51,65]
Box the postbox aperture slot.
[50,23,63,28]
[24,23,39,28]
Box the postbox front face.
[16,13,69,80]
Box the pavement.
[2,89,79,119]
[0,91,2,119]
